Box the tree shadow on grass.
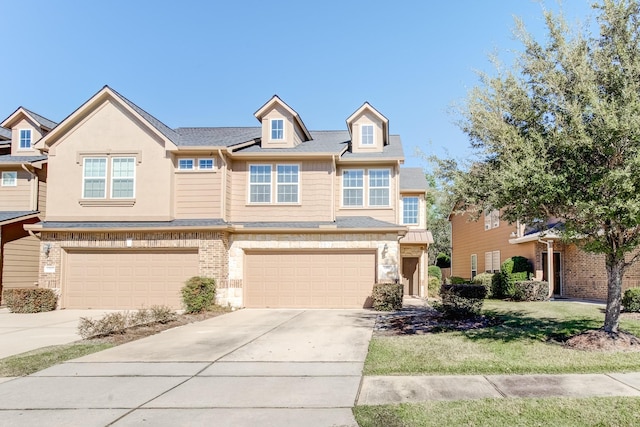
[462,309,602,343]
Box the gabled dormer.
[254,95,312,149]
[346,102,389,154]
[0,107,57,156]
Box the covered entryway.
[63,249,199,309]
[244,250,376,308]
[402,257,419,296]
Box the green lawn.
[364,300,640,375]
[354,397,640,427]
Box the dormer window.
[361,124,374,145]
[271,119,284,140]
[19,129,32,149]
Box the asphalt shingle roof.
[23,109,57,130]
[0,211,38,223]
[340,135,404,159]
[400,167,428,191]
[234,130,350,154]
[238,216,402,229]
[0,155,48,164]
[175,127,261,147]
[0,127,10,140]
[41,219,227,229]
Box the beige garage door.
[64,249,199,309]
[244,251,376,308]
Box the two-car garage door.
[244,251,376,308]
[64,249,199,309]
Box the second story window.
[249,164,272,203]
[19,129,32,149]
[199,159,214,170]
[83,158,107,198]
[369,169,390,206]
[1,171,17,187]
[111,157,135,198]
[277,165,299,203]
[271,119,284,140]
[82,156,135,199]
[484,209,500,230]
[179,159,194,170]
[402,197,419,224]
[343,169,364,206]
[361,124,374,145]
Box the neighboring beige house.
[450,209,640,300]
[21,86,431,309]
[0,109,53,302]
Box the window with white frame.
[484,209,500,230]
[1,171,17,187]
[471,254,478,278]
[271,119,284,140]
[177,158,214,170]
[403,196,419,224]
[249,164,272,203]
[343,169,364,206]
[178,159,194,170]
[369,169,390,206]
[484,250,501,273]
[19,129,32,149]
[111,157,135,198]
[83,158,107,198]
[361,124,374,145]
[198,158,214,170]
[277,164,299,203]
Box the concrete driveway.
[0,308,376,426]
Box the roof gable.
[346,102,389,146]
[1,107,57,131]
[254,95,312,142]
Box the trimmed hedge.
[448,276,468,285]
[623,288,640,312]
[471,272,495,298]
[491,256,533,299]
[2,288,57,313]
[181,276,216,313]
[428,276,441,299]
[372,283,403,311]
[439,284,487,318]
[513,280,550,302]
[428,265,442,281]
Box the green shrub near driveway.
[439,284,487,318]
[372,283,403,311]
[623,288,640,312]
[2,288,57,313]
[181,276,216,313]
[513,280,550,302]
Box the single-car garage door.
[64,249,199,309]
[244,250,376,308]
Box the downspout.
[218,149,227,222]
[21,164,38,211]
[331,155,337,222]
[538,237,555,298]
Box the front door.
[402,257,419,296]
[542,252,562,295]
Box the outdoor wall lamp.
[43,243,51,257]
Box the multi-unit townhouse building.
[450,209,640,300]
[0,86,431,309]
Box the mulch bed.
[564,329,640,352]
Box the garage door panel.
[64,250,198,309]
[245,251,375,308]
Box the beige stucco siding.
[0,170,32,211]
[228,160,333,222]
[335,165,398,223]
[174,170,221,218]
[45,100,173,221]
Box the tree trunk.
[604,253,626,333]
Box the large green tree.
[455,0,640,333]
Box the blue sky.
[1,0,595,169]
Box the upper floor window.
[361,124,374,145]
[83,158,107,198]
[178,158,214,171]
[199,159,214,170]
[111,157,135,198]
[402,197,419,224]
[19,129,32,149]
[178,159,194,170]
[83,157,135,199]
[343,169,364,206]
[277,164,299,203]
[249,164,272,203]
[271,119,284,140]
[484,209,500,230]
[369,169,390,206]
[1,171,17,187]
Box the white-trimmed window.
[83,158,107,198]
[471,254,478,278]
[1,171,17,187]
[19,129,32,149]
[485,250,501,273]
[369,169,390,206]
[361,124,374,145]
[271,119,284,140]
[403,196,419,224]
[199,158,214,170]
[178,159,194,170]
[277,164,299,203]
[343,169,364,206]
[111,157,135,198]
[484,209,500,230]
[249,164,272,203]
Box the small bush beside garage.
[372,283,403,311]
[181,276,216,313]
[2,288,57,313]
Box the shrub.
[447,276,468,285]
[371,283,403,311]
[78,312,128,338]
[435,252,451,268]
[181,276,216,313]
[492,257,534,299]
[472,272,495,298]
[427,276,441,299]
[150,305,177,323]
[502,256,533,276]
[439,284,487,318]
[428,265,442,281]
[2,288,57,313]
[623,288,640,312]
[513,280,550,302]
